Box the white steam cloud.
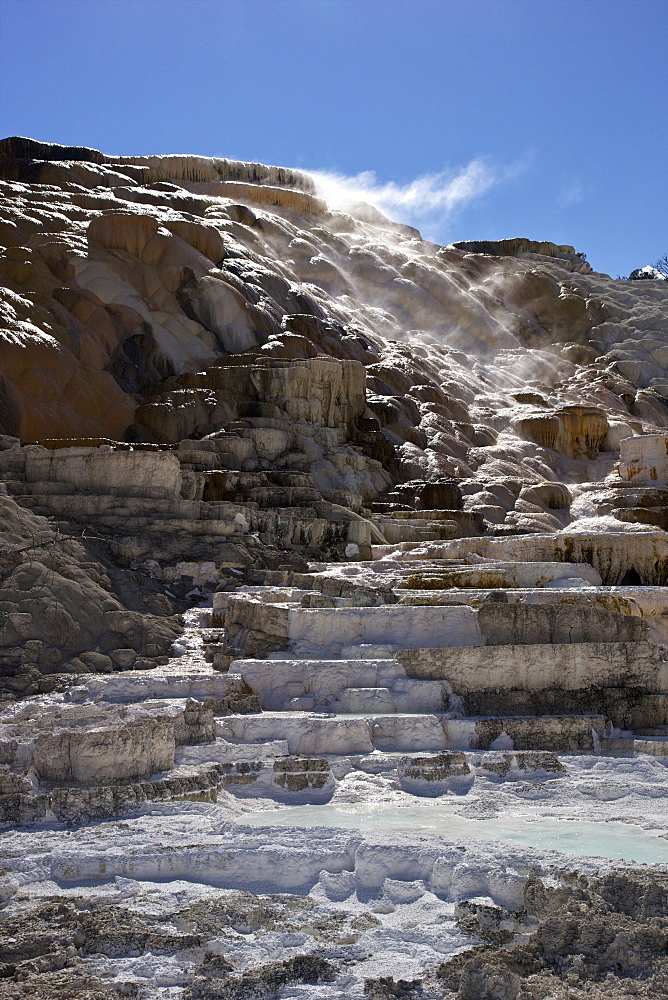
[309,157,530,237]
[311,160,494,214]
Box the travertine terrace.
[0,137,667,999]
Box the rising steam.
[309,157,531,237]
[309,160,496,225]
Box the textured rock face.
[514,404,609,459]
[18,445,184,497]
[396,642,667,726]
[223,594,486,656]
[1,696,215,785]
[31,715,176,783]
[398,751,472,787]
[406,530,668,586]
[0,486,183,694]
[619,432,668,482]
[475,601,649,644]
[1,137,666,467]
[134,355,369,474]
[440,870,668,1000]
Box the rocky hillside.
[1,136,666,455]
[0,134,666,698]
[1,138,668,1000]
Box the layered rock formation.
[0,138,667,1000]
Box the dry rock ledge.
[0,138,667,999]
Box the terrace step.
[223,596,486,654]
[232,657,449,713]
[332,687,396,713]
[215,710,605,755]
[369,530,668,588]
[601,733,668,756]
[633,737,668,755]
[367,518,458,544]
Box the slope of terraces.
[0,139,667,1000]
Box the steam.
[310,159,500,232]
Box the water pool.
[241,802,668,864]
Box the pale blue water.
[241,802,668,864]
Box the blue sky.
[1,0,666,277]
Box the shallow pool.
[241,802,668,864]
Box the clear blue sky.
[1,0,666,277]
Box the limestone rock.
[619,432,668,482]
[514,405,609,459]
[0,489,182,694]
[32,714,176,784]
[88,211,159,256]
[177,273,260,353]
[19,445,183,498]
[476,601,648,645]
[165,219,225,263]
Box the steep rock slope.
[1,136,666,469]
[0,136,667,694]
